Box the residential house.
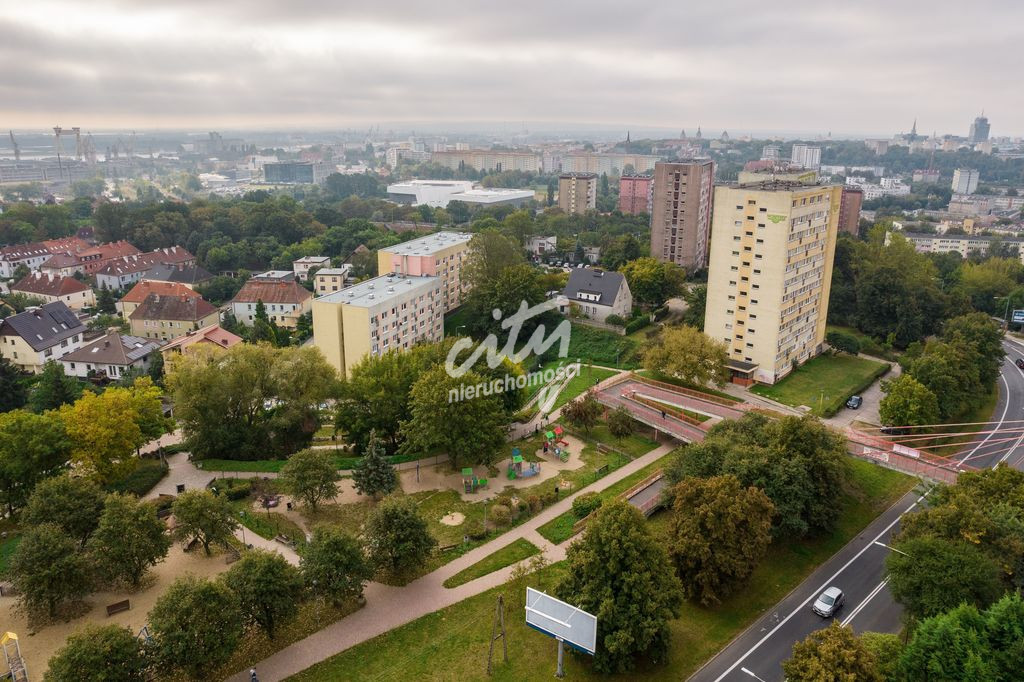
[77,240,142,275]
[557,268,632,323]
[117,280,202,318]
[313,266,352,295]
[293,256,331,281]
[95,247,196,290]
[128,293,220,341]
[230,279,313,328]
[39,252,86,278]
[0,301,88,372]
[528,236,558,257]
[376,231,474,312]
[60,331,161,380]
[10,272,96,310]
[0,243,52,278]
[142,263,213,288]
[160,324,243,358]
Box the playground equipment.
[462,468,488,493]
[1,632,28,682]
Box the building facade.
[618,175,653,215]
[314,266,352,295]
[60,332,161,380]
[649,160,715,270]
[558,173,597,215]
[376,231,473,312]
[128,293,221,341]
[838,187,864,236]
[557,269,632,323]
[790,144,822,169]
[430,150,541,173]
[10,273,95,310]
[0,302,87,373]
[312,273,443,376]
[229,279,313,328]
[969,115,990,144]
[560,153,660,175]
[897,231,1024,264]
[263,162,328,185]
[952,168,980,195]
[704,181,842,384]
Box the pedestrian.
[250,669,259,682]
[661,410,666,419]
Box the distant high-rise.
[969,114,990,144]
[790,144,821,170]
[761,145,780,162]
[952,168,980,195]
[558,173,597,215]
[704,180,842,385]
[838,187,864,236]
[649,160,715,271]
[618,175,653,215]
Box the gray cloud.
[0,1,1021,136]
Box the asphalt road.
[690,340,1024,682]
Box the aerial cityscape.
[1,2,1023,681]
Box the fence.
[628,373,742,409]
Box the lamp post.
[874,540,912,557]
[239,511,247,547]
[996,295,1011,328]
[740,667,769,682]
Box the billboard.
[1012,309,1024,325]
[525,588,597,655]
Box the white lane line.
[995,343,1024,467]
[960,372,1011,464]
[709,491,930,682]
[841,579,889,626]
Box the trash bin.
[176,484,185,494]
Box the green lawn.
[443,538,541,588]
[751,353,889,416]
[288,458,916,682]
[0,534,21,579]
[198,452,422,473]
[826,325,898,361]
[548,365,618,411]
[233,502,307,546]
[563,323,643,369]
[635,369,743,403]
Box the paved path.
[225,442,676,682]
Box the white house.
[60,331,162,380]
[557,268,632,323]
[293,256,331,281]
[0,302,88,373]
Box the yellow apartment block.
[704,180,842,385]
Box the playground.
[0,542,232,679]
[399,429,588,502]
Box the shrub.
[489,504,512,527]
[105,459,168,497]
[572,492,603,519]
[540,489,558,506]
[826,330,862,355]
[605,314,627,327]
[527,495,542,513]
[625,317,650,334]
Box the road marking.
[960,371,1011,464]
[995,344,1024,467]
[841,578,889,626]
[709,491,930,682]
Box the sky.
[1,0,1022,137]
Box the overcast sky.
[1,0,1021,137]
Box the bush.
[826,330,862,355]
[162,442,190,456]
[105,459,168,497]
[572,492,603,519]
[625,317,650,334]
[489,504,512,527]
[208,478,253,501]
[541,489,558,506]
[605,314,627,327]
[527,495,542,513]
[465,519,487,540]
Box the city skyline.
[1,0,1021,136]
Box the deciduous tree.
[223,549,304,639]
[620,257,685,307]
[556,500,683,673]
[22,473,105,546]
[0,409,69,515]
[279,448,340,510]
[782,622,882,682]
[88,493,171,587]
[149,576,243,678]
[10,523,92,619]
[879,374,940,429]
[44,624,147,682]
[607,405,635,438]
[643,324,730,387]
[668,475,774,606]
[171,489,238,555]
[561,389,602,434]
[29,360,83,413]
[364,497,436,576]
[300,525,373,606]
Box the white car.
[812,586,845,617]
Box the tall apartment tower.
[558,173,597,214]
[649,160,715,270]
[838,187,864,236]
[969,114,990,144]
[704,180,842,385]
[952,168,980,195]
[618,175,653,215]
[790,144,822,170]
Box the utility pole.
[486,595,508,674]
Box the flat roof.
[317,273,439,308]
[450,188,534,203]
[381,231,472,256]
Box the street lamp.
[239,511,247,547]
[455,324,466,337]
[995,295,1011,328]
[873,540,912,557]
[740,667,769,682]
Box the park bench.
[106,599,131,617]
[439,543,459,552]
[274,534,297,549]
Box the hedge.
[624,317,650,334]
[819,361,891,418]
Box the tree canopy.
[643,324,729,387]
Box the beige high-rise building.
[558,173,597,215]
[704,180,842,385]
[649,160,715,270]
[377,231,473,312]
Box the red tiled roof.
[78,240,141,262]
[162,324,243,352]
[95,247,195,276]
[231,279,312,305]
[129,293,218,322]
[121,280,200,304]
[41,236,91,254]
[11,273,90,297]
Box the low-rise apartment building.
[0,302,88,373]
[128,293,220,341]
[230,278,313,328]
[376,231,473,312]
[10,272,95,310]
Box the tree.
[556,500,683,673]
[300,525,373,606]
[166,344,337,460]
[607,405,636,438]
[782,621,882,682]
[88,493,171,587]
[364,497,436,576]
[0,409,69,515]
[279,448,340,510]
[464,263,548,339]
[462,229,524,289]
[22,473,105,546]
[149,575,243,678]
[825,329,861,355]
[401,366,508,467]
[171,489,238,555]
[561,390,601,433]
[667,475,774,606]
[147,350,164,385]
[879,374,940,429]
[982,591,1024,680]
[44,624,147,682]
[643,325,730,387]
[886,536,1004,620]
[9,523,92,619]
[898,603,996,681]
[680,284,707,330]
[12,263,30,281]
[859,632,903,682]
[942,312,1005,388]
[95,286,117,314]
[0,356,27,412]
[620,257,685,307]
[908,340,983,420]
[29,360,83,413]
[223,549,304,639]
[59,379,167,483]
[352,429,398,499]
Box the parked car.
[1015,358,1024,370]
[812,586,845,617]
[846,395,863,409]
